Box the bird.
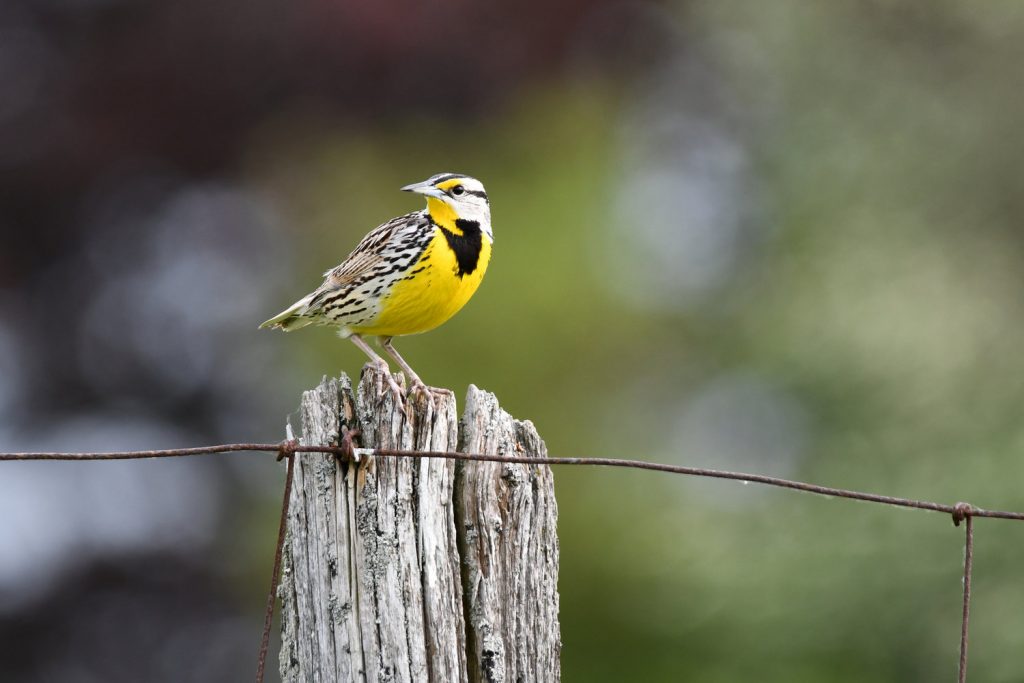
[260,172,493,403]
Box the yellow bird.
[260,173,493,400]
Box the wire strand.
[958,514,975,683]
[3,444,1020,521]
[255,444,296,683]
[0,441,1005,682]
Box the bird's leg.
[379,336,428,396]
[380,337,455,401]
[348,334,405,405]
[379,337,455,400]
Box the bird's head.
[402,173,492,241]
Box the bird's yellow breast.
[351,226,491,337]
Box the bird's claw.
[383,373,410,418]
[386,375,406,405]
[368,360,408,416]
[408,377,429,398]
[367,361,451,418]
[408,379,453,408]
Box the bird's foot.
[385,375,407,408]
[407,379,454,407]
[368,359,408,411]
[407,376,429,398]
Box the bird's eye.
[451,185,465,196]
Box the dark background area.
[3,0,1024,680]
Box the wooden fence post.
[277,366,561,682]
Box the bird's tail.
[259,296,315,331]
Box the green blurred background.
[3,1,1024,680]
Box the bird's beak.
[401,179,446,200]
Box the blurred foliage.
[3,0,1024,680]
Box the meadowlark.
[260,173,493,402]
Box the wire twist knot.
[340,427,362,462]
[953,501,975,527]
[277,439,299,462]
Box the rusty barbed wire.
[1,441,1016,683]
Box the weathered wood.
[458,385,561,683]
[278,367,559,683]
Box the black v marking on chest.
[440,219,483,277]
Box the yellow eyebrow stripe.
[435,178,466,191]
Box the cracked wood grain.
[278,367,559,682]
[457,385,561,683]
